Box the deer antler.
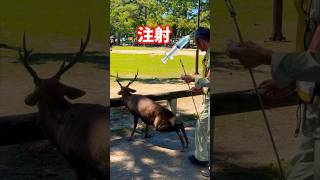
[19,32,39,83]
[55,21,91,78]
[127,69,139,87]
[115,72,123,88]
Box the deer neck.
[121,92,133,100]
[37,96,71,111]
[37,97,71,144]
[121,93,133,107]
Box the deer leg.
[144,124,151,138]
[129,115,138,141]
[179,124,189,148]
[175,129,186,151]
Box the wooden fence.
[0,89,298,146]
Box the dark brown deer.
[19,23,108,180]
[116,71,189,151]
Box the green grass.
[112,46,197,51]
[0,0,108,51]
[110,53,204,78]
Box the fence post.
[167,99,177,116]
[269,0,285,41]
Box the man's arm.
[195,69,210,89]
[272,52,320,87]
[226,41,320,87]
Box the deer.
[116,71,189,151]
[19,23,108,180]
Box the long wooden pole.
[195,0,201,75]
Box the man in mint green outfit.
[181,27,210,168]
[226,1,319,179]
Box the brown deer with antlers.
[116,71,189,151]
[19,23,108,180]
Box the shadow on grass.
[10,51,109,68]
[110,75,183,84]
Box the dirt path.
[111,127,209,179]
[0,141,76,179]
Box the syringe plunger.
[161,46,179,64]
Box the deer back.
[126,95,174,125]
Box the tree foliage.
[110,0,209,45]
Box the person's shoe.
[188,155,209,167]
[201,167,210,177]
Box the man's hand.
[190,87,202,94]
[226,40,274,68]
[181,74,195,83]
[259,79,296,99]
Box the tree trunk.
[117,33,121,45]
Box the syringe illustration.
[161,35,191,64]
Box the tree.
[110,0,210,46]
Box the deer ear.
[129,88,136,93]
[117,91,122,95]
[25,91,39,106]
[62,84,86,99]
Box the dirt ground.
[110,126,211,180]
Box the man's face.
[195,38,208,51]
